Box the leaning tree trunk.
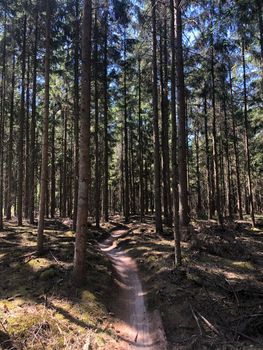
[151,0,163,233]
[37,1,51,253]
[73,0,92,285]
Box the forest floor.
[0,216,263,349]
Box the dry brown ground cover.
[117,216,263,349]
[0,216,263,350]
[0,220,124,350]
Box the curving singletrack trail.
[99,228,167,350]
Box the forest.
[0,0,262,349]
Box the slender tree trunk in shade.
[160,16,172,226]
[257,0,263,80]
[62,109,68,217]
[103,3,109,222]
[194,131,202,217]
[138,58,144,222]
[29,9,38,224]
[94,7,100,228]
[37,1,51,253]
[73,0,92,285]
[204,93,213,219]
[0,13,6,229]
[163,14,172,225]
[242,40,256,227]
[17,14,27,226]
[175,1,189,226]
[46,166,50,218]
[123,39,129,223]
[73,0,80,231]
[170,0,181,265]
[24,56,30,219]
[211,37,223,227]
[151,0,163,233]
[229,67,243,219]
[222,95,232,219]
[6,51,15,221]
[50,113,56,218]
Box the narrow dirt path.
[99,227,166,350]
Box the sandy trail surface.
[100,228,166,350]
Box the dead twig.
[196,311,221,336]
[189,303,203,336]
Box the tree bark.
[17,14,27,226]
[138,58,144,222]
[175,0,189,226]
[123,37,129,223]
[73,0,80,231]
[242,39,255,227]
[6,43,15,221]
[229,67,243,219]
[211,33,223,227]
[37,0,51,253]
[151,0,163,233]
[29,8,38,224]
[73,0,92,285]
[170,0,181,264]
[94,6,100,228]
[103,3,109,222]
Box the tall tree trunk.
[73,0,80,231]
[195,131,202,217]
[151,0,163,233]
[29,9,38,224]
[257,0,263,80]
[175,0,189,226]
[6,52,15,221]
[24,56,30,219]
[0,11,7,230]
[203,92,213,219]
[229,67,243,219]
[103,3,109,222]
[123,38,129,223]
[94,7,100,228]
[73,0,92,285]
[17,14,27,226]
[62,109,68,217]
[160,15,172,226]
[37,0,51,253]
[50,112,56,218]
[211,34,223,227]
[170,0,181,264]
[222,94,232,219]
[138,58,144,222]
[242,39,256,227]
